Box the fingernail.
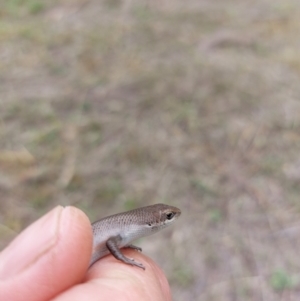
[0,206,63,279]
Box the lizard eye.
[166,212,175,220]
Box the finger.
[0,206,93,301]
[52,250,172,301]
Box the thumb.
[0,206,93,301]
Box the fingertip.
[86,250,172,301]
[0,206,93,301]
[59,206,93,270]
[143,257,171,301]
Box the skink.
[90,203,181,270]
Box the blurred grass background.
[1,0,300,300]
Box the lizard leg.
[106,237,145,270]
[124,244,142,252]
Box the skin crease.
[0,206,171,301]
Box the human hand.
[0,206,171,301]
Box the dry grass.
[1,0,300,300]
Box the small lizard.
[90,203,181,270]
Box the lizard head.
[144,203,181,230]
